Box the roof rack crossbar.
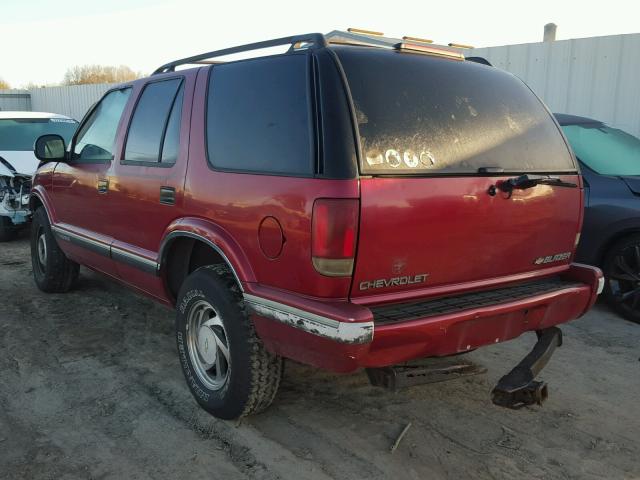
[153,33,327,74]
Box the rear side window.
[206,55,313,175]
[161,86,184,164]
[124,78,184,165]
[73,88,131,162]
[335,47,576,175]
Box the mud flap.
[491,327,562,409]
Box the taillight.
[311,198,359,276]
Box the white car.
[0,111,77,241]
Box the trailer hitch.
[491,327,562,409]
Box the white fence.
[29,83,113,121]
[0,83,113,121]
[0,89,31,111]
[470,33,640,137]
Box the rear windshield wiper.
[490,174,577,197]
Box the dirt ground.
[1,235,639,480]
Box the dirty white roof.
[0,111,74,120]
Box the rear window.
[206,55,313,176]
[335,47,576,175]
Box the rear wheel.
[0,216,16,242]
[175,265,283,419]
[603,234,640,323]
[30,207,79,293]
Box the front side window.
[73,88,131,162]
[0,118,77,151]
[124,78,184,165]
[206,54,313,175]
[561,124,640,176]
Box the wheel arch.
[597,227,640,266]
[29,188,54,224]
[158,219,256,304]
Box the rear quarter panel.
[184,67,359,299]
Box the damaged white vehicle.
[0,112,77,241]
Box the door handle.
[160,186,175,205]
[97,179,109,194]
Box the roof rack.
[153,33,327,74]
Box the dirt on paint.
[1,235,639,479]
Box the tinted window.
[73,88,131,162]
[562,124,640,176]
[335,47,576,175]
[161,86,184,164]
[125,79,183,164]
[0,118,77,151]
[206,55,312,175]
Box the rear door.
[108,75,192,291]
[333,47,582,300]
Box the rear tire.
[603,234,640,324]
[175,265,283,419]
[30,207,79,293]
[0,216,16,242]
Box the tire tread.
[31,207,79,293]
[200,264,283,417]
[0,216,16,242]
[602,233,640,324]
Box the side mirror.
[34,134,67,162]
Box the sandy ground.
[1,234,639,480]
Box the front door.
[51,87,133,275]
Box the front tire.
[603,234,640,323]
[175,265,283,419]
[30,207,79,293]
[0,216,16,242]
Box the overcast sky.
[2,0,639,87]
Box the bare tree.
[0,78,10,90]
[62,65,143,85]
[23,82,50,89]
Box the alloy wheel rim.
[186,299,231,391]
[37,230,47,270]
[608,244,640,312]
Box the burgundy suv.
[30,33,603,419]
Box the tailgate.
[351,175,581,299]
[332,46,582,301]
